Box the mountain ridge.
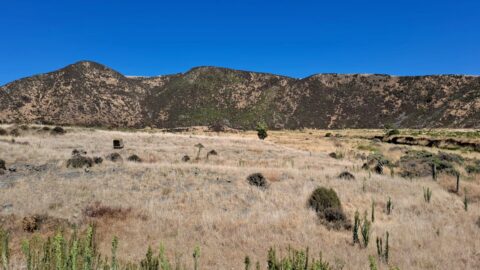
[1,61,479,129]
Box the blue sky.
[1,0,479,85]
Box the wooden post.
[431,163,437,181]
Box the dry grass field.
[0,125,479,269]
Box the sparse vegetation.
[0,126,478,269]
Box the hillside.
[1,61,479,129]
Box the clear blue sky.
[1,0,479,85]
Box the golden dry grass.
[0,126,479,269]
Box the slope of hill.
[1,61,479,129]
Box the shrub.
[0,159,5,170]
[328,151,344,159]
[22,215,42,232]
[385,129,400,137]
[247,173,268,189]
[325,132,332,137]
[308,187,349,229]
[256,123,268,140]
[206,149,218,159]
[84,201,131,219]
[66,155,93,168]
[182,155,191,162]
[338,171,355,180]
[72,149,87,156]
[106,153,123,162]
[93,157,103,164]
[0,128,7,136]
[127,154,142,162]
[51,126,65,135]
[466,160,480,174]
[9,128,20,137]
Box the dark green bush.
[308,187,350,230]
[256,123,268,140]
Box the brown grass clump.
[247,173,268,189]
[84,201,131,220]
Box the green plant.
[423,187,432,203]
[386,197,393,215]
[308,187,348,228]
[376,232,389,263]
[361,213,371,248]
[193,246,200,270]
[141,246,159,270]
[111,236,118,270]
[245,256,251,270]
[256,123,268,140]
[368,255,378,270]
[353,210,360,245]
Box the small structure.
[113,139,124,149]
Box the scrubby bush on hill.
[308,187,349,229]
